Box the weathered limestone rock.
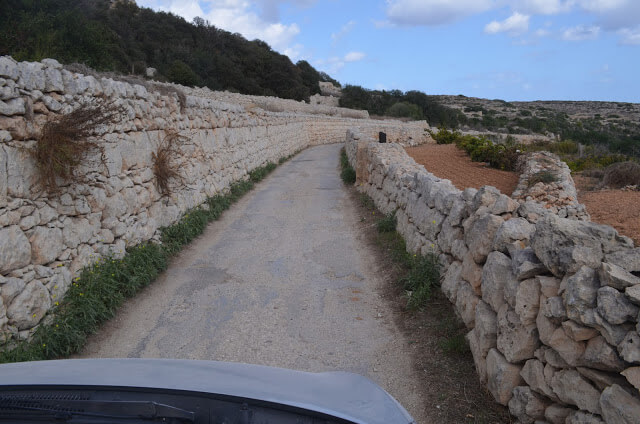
[597,286,639,325]
[521,359,557,400]
[544,404,573,424]
[593,311,633,346]
[537,302,560,346]
[441,260,462,304]
[577,367,629,391]
[618,332,640,364]
[455,281,479,328]
[512,247,549,281]
[0,277,25,305]
[62,217,96,249]
[465,213,504,264]
[467,328,488,383]
[493,218,536,253]
[550,369,602,414]
[530,215,624,277]
[582,335,625,371]
[0,98,26,116]
[472,186,502,210]
[508,386,549,424]
[29,226,63,265]
[548,326,585,367]
[491,193,519,215]
[516,278,541,325]
[600,384,640,424]
[606,248,640,274]
[474,301,498,356]
[6,280,51,331]
[541,296,567,323]
[565,411,605,424]
[562,320,599,342]
[564,266,600,325]
[497,304,540,363]
[538,276,561,298]
[621,367,640,392]
[625,284,640,305]
[486,348,524,405]
[460,251,482,295]
[599,262,640,290]
[0,225,31,273]
[482,251,515,312]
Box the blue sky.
[135,1,639,102]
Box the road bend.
[80,143,430,423]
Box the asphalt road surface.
[80,143,429,423]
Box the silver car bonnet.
[0,358,415,424]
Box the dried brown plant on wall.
[30,99,124,193]
[152,129,188,196]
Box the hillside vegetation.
[0,0,338,101]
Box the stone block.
[465,213,504,264]
[455,281,479,329]
[6,280,51,330]
[516,277,541,325]
[0,225,31,273]
[493,217,535,253]
[497,304,540,363]
[521,359,557,401]
[508,386,549,424]
[599,262,640,290]
[475,301,498,356]
[600,384,640,424]
[441,261,462,304]
[550,369,601,415]
[460,251,482,295]
[547,326,585,367]
[618,331,640,364]
[512,247,548,281]
[597,286,638,325]
[486,348,523,405]
[564,266,599,325]
[29,226,63,265]
[482,251,515,312]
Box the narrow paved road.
[80,143,429,422]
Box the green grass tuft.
[339,147,356,184]
[376,213,396,233]
[0,157,290,363]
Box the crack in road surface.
[80,143,430,423]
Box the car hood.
[0,358,415,424]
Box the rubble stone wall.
[0,56,431,341]
[346,129,640,424]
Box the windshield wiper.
[0,398,195,423]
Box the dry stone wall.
[346,129,640,424]
[0,56,431,342]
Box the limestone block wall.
[0,56,431,342]
[346,129,640,423]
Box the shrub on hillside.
[602,161,640,188]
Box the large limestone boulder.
[497,304,539,363]
[597,286,638,325]
[508,386,549,424]
[520,359,557,401]
[531,214,630,277]
[599,262,640,290]
[0,225,31,273]
[564,266,599,325]
[493,217,535,253]
[486,348,523,405]
[464,213,504,264]
[549,369,602,415]
[482,251,515,312]
[29,226,63,265]
[600,384,640,424]
[441,261,463,304]
[6,280,51,330]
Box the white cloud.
[513,0,571,14]
[485,12,530,35]
[618,26,640,44]
[385,0,494,26]
[315,52,366,74]
[562,24,601,40]
[344,51,366,62]
[332,20,356,44]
